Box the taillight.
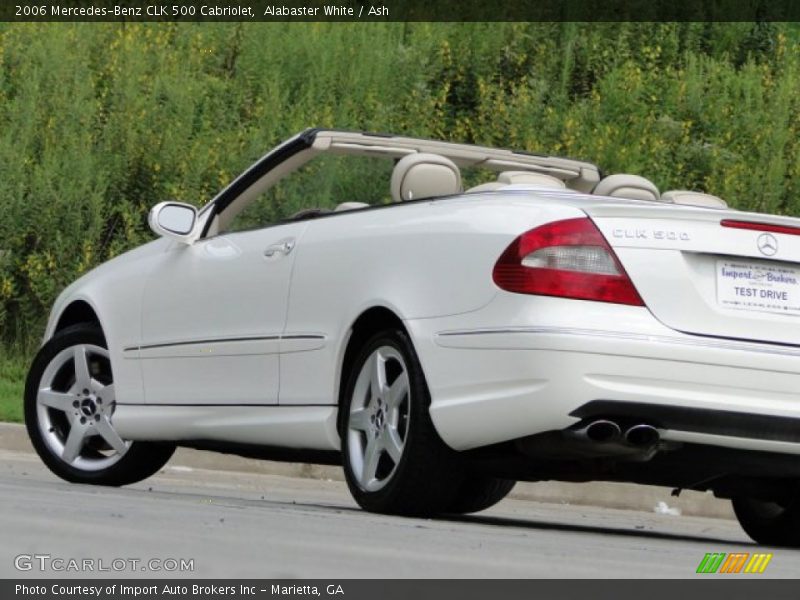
[492,217,644,306]
[721,219,800,237]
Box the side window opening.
[225,155,394,234]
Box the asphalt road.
[1,448,799,579]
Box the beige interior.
[390,153,462,202]
[208,130,605,233]
[593,174,661,202]
[497,171,567,187]
[334,201,370,212]
[661,190,728,208]
[205,130,734,235]
[465,181,505,193]
[467,171,567,193]
[209,131,600,236]
[318,130,602,193]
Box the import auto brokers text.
[15,585,242,596]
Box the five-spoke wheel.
[346,345,410,492]
[25,324,175,486]
[36,343,128,470]
[341,329,465,515]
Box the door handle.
[264,238,295,257]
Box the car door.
[138,221,308,405]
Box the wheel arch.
[53,300,104,338]
[335,306,413,433]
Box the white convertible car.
[25,129,800,546]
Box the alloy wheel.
[36,343,129,471]
[346,345,410,492]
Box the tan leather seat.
[497,171,566,188]
[593,174,660,202]
[466,182,505,193]
[466,171,566,193]
[390,153,462,202]
[661,190,728,208]
[334,201,369,212]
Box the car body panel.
[43,239,170,405]
[411,292,800,451]
[137,221,309,405]
[588,209,800,346]
[113,404,340,450]
[279,197,585,406]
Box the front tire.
[340,329,464,516]
[732,493,800,547]
[25,324,175,486]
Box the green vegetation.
[1,22,799,421]
[0,347,25,422]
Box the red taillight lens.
[492,217,644,306]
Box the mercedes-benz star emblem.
[757,233,778,256]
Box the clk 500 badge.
[612,228,691,241]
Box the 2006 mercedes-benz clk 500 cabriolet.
[25,129,800,545]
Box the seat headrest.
[390,153,462,202]
[497,171,566,188]
[593,174,660,202]
[661,190,728,209]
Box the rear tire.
[732,494,800,547]
[340,329,464,516]
[447,476,516,514]
[25,324,175,486]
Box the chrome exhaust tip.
[583,419,622,443]
[624,424,660,447]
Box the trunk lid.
[586,203,800,346]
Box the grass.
[0,379,23,423]
[0,351,28,423]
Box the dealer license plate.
[716,259,800,317]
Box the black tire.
[446,476,516,514]
[732,494,800,547]
[340,329,465,516]
[25,324,175,486]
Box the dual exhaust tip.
[579,419,660,447]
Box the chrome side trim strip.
[125,335,279,353]
[123,333,326,355]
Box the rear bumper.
[406,295,800,454]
